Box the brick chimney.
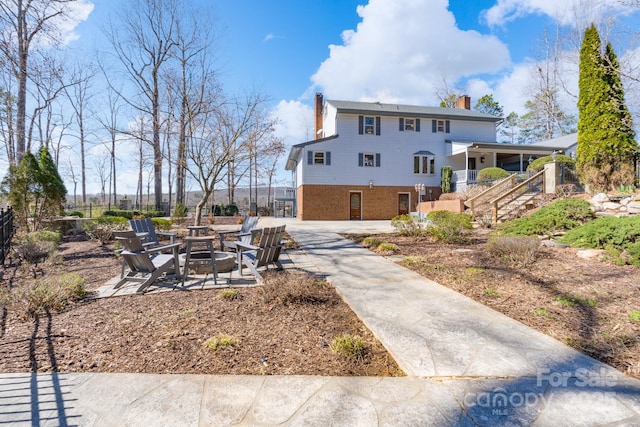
[314,92,324,139]
[456,95,471,110]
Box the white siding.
[299,110,497,188]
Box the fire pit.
[180,251,236,274]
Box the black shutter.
[307,151,313,165]
[432,119,437,133]
[399,118,404,131]
[376,116,381,135]
[446,120,450,133]
[326,151,331,166]
[416,119,421,132]
[375,153,381,167]
[358,153,364,167]
[358,116,364,135]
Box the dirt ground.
[0,220,401,377]
[345,230,640,380]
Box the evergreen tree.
[577,24,638,191]
[474,94,504,117]
[38,146,67,219]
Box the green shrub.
[391,214,426,236]
[12,240,56,265]
[486,235,539,267]
[330,334,366,361]
[141,210,166,218]
[560,215,640,267]
[83,216,129,243]
[172,203,188,224]
[526,154,575,172]
[205,334,237,351]
[425,211,472,244]
[476,167,510,185]
[441,166,453,193]
[64,210,84,218]
[151,218,172,231]
[219,288,241,300]
[499,199,594,236]
[19,230,62,246]
[361,236,382,248]
[102,209,140,219]
[12,273,85,318]
[375,242,399,254]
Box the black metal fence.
[0,207,14,266]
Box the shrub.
[560,215,640,267]
[476,167,510,185]
[486,235,540,268]
[259,272,333,306]
[391,214,426,236]
[330,334,366,361]
[83,216,129,243]
[12,273,85,318]
[151,218,172,231]
[219,288,241,300]
[375,242,399,255]
[19,230,61,246]
[526,154,575,173]
[499,199,594,236]
[12,240,56,266]
[205,334,237,351]
[64,210,84,218]
[441,165,453,193]
[172,203,187,224]
[361,237,382,248]
[424,211,472,244]
[103,209,140,219]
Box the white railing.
[453,169,479,183]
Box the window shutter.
[376,116,381,135]
[399,118,404,131]
[416,119,421,132]
[375,153,381,167]
[358,116,363,135]
[358,153,364,167]
[326,151,331,166]
[307,151,313,165]
[445,120,450,133]
[432,119,437,133]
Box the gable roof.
[285,134,339,170]
[529,133,578,149]
[326,99,501,123]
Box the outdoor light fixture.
[528,156,533,164]
[369,179,374,190]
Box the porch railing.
[453,169,478,184]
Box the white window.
[363,153,375,167]
[413,155,435,175]
[404,118,415,131]
[437,120,445,133]
[364,116,375,134]
[313,151,325,165]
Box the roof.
[530,133,578,149]
[285,134,339,170]
[413,150,435,156]
[449,140,572,152]
[326,99,501,123]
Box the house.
[284,93,562,220]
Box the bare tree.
[96,86,124,207]
[0,0,89,163]
[105,0,179,210]
[94,156,109,204]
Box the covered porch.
[446,140,563,188]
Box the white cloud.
[271,100,314,148]
[310,0,511,105]
[263,33,275,42]
[482,0,632,28]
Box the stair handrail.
[465,174,517,217]
[490,170,545,223]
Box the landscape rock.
[576,249,604,259]
[592,193,610,203]
[602,202,622,210]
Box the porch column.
[519,153,524,172]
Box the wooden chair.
[114,231,181,293]
[218,215,260,252]
[129,218,176,246]
[235,225,286,284]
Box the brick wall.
[297,185,443,220]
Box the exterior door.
[468,157,477,170]
[349,192,362,220]
[398,193,409,215]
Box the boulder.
[592,193,610,203]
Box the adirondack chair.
[129,218,176,246]
[218,215,260,252]
[114,231,181,293]
[235,225,286,284]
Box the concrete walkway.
[1,219,640,426]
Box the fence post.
[0,208,4,266]
[89,203,92,218]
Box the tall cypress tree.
[38,146,67,219]
[577,24,638,191]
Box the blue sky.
[5,0,640,194]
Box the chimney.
[456,95,471,110]
[314,93,324,139]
